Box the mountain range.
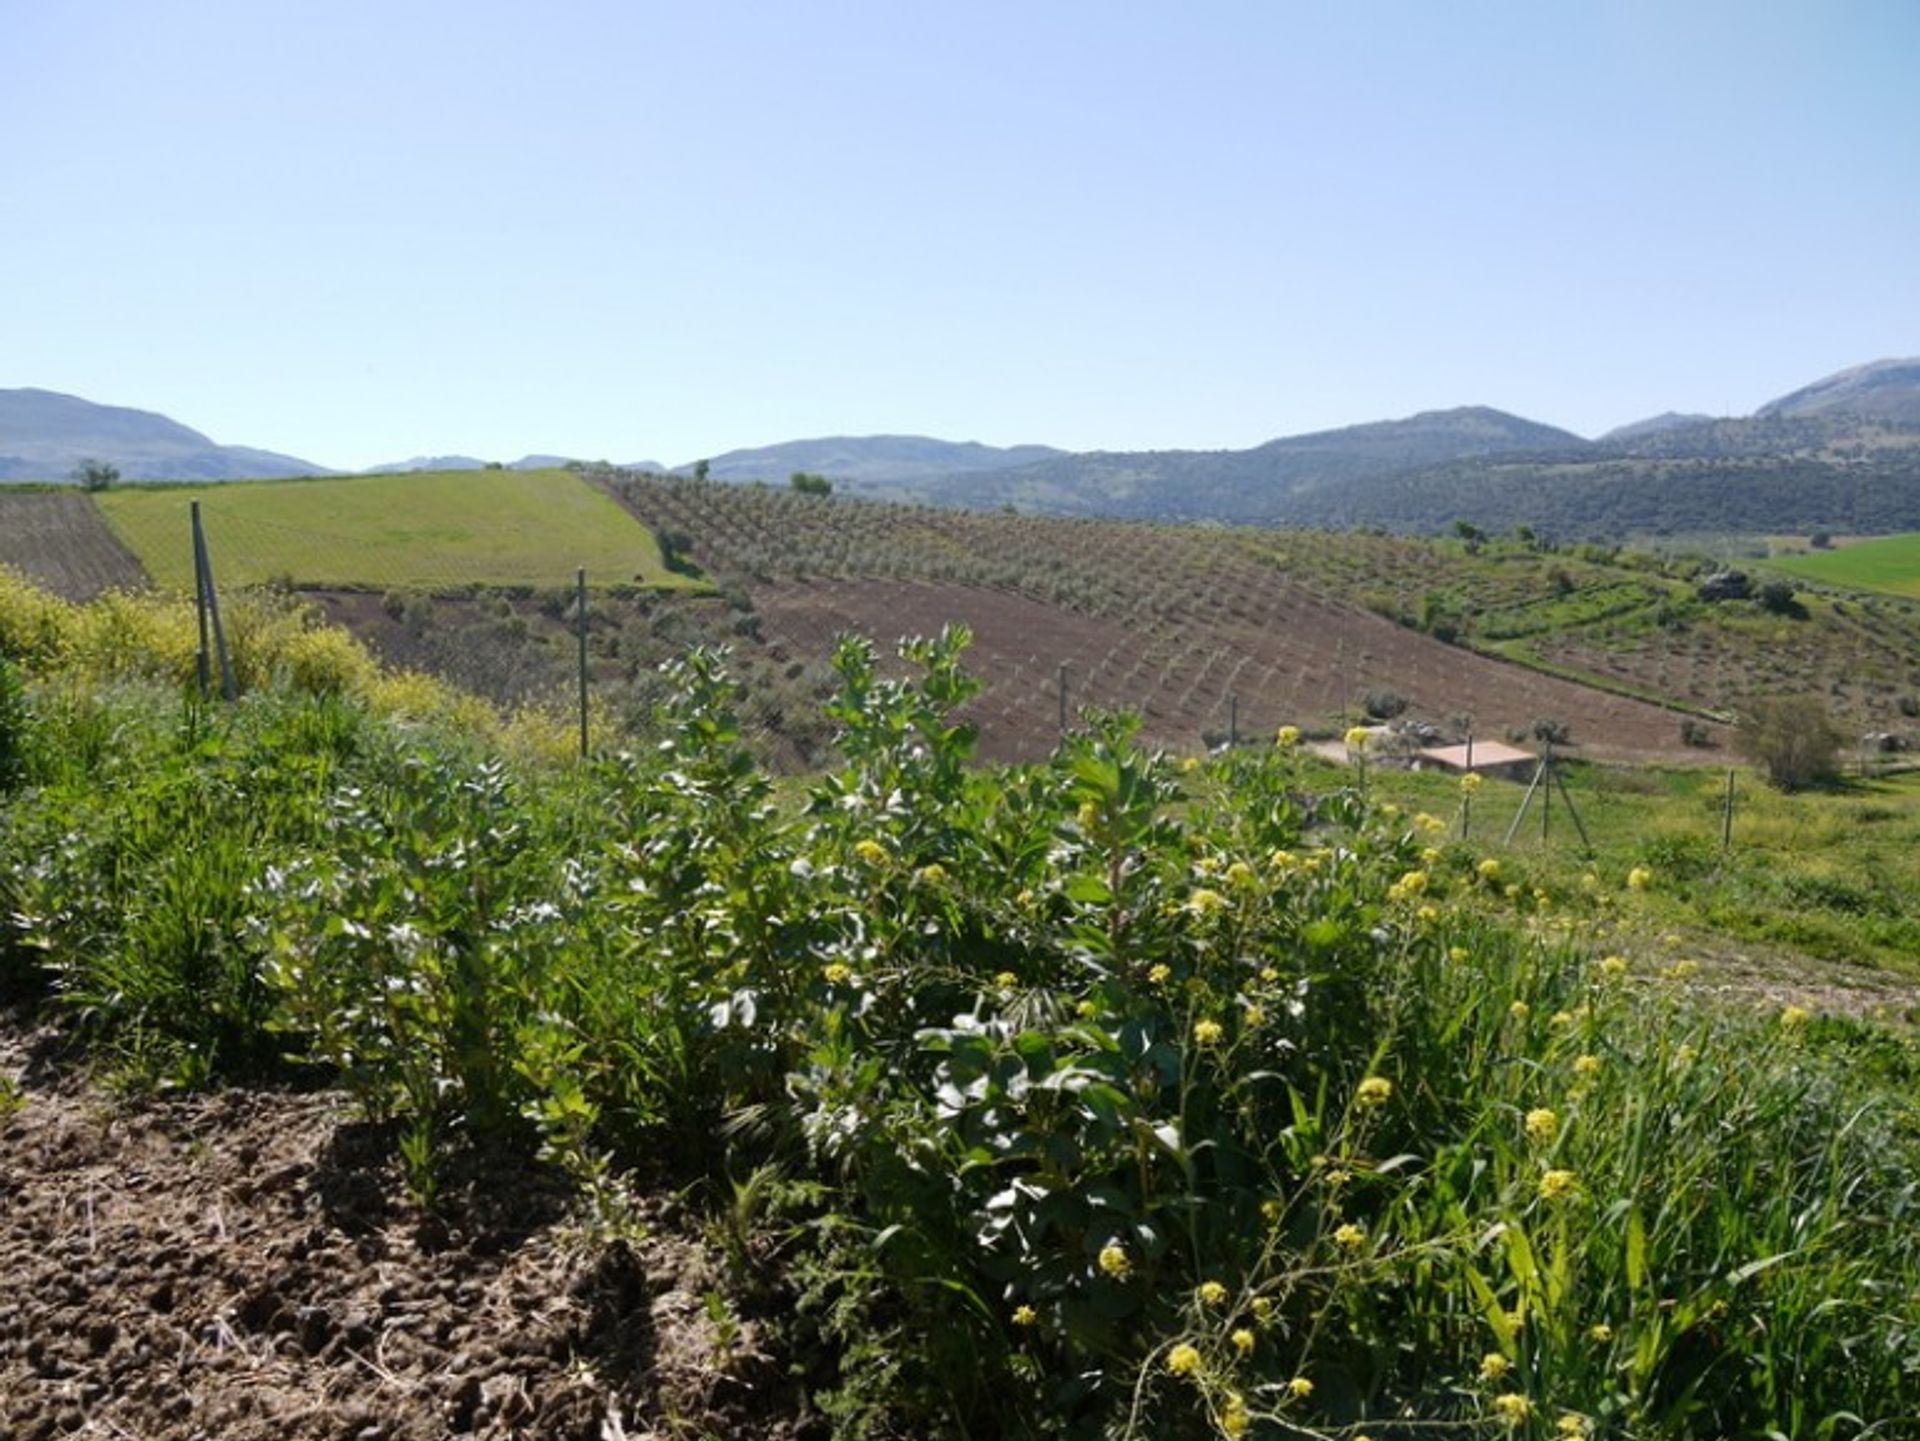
[0,389,325,482]
[6,357,1919,537]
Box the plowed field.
[0,491,148,599]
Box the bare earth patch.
[0,492,148,600]
[750,578,1711,765]
[0,1017,798,1441]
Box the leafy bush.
[1734,695,1844,791]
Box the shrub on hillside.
[1735,695,1845,791]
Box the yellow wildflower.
[1197,1280,1229,1307]
[1076,999,1098,1018]
[916,862,948,885]
[1250,1296,1275,1321]
[1539,1169,1579,1202]
[1180,755,1201,774]
[1267,848,1297,871]
[1356,1075,1394,1107]
[1396,869,1429,895]
[1674,1043,1697,1065]
[1077,799,1101,830]
[822,962,852,985]
[1415,811,1445,834]
[1666,958,1699,979]
[1780,1005,1811,1029]
[1225,860,1254,886]
[993,971,1018,989]
[853,838,888,865]
[1549,1009,1575,1028]
[1479,1352,1511,1380]
[1011,1304,1037,1326]
[1492,1393,1533,1424]
[1525,1107,1558,1144]
[1243,1003,1266,1027]
[1477,857,1502,881]
[1587,1322,1613,1343]
[1097,1244,1131,1278]
[1461,771,1484,793]
[1504,883,1522,900]
[1287,1375,1314,1399]
[1166,1342,1202,1377]
[1509,999,1530,1019]
[1188,887,1227,917]
[1147,962,1172,985]
[1193,1019,1225,1046]
[1259,966,1280,983]
[1597,954,1629,980]
[1333,1223,1366,1250]
[1230,1327,1255,1355]
[1557,1416,1588,1437]
[1627,865,1653,892]
[1275,724,1301,748]
[1451,946,1471,963]
[1220,1398,1250,1438]
[1259,1200,1284,1227]
[1344,725,1372,752]
[1572,1053,1601,1078]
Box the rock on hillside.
[0,388,326,482]
[1757,358,1920,425]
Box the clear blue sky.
[5,0,1916,469]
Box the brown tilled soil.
[0,493,149,600]
[749,578,1714,765]
[0,1015,800,1441]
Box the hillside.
[1757,356,1920,425]
[0,388,326,481]
[922,407,1587,520]
[95,469,689,592]
[686,434,1064,488]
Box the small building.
[1412,740,1535,782]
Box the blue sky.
[5,1,1916,469]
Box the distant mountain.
[366,453,584,473]
[367,455,491,473]
[683,435,1065,488]
[1757,357,1920,425]
[921,407,1589,522]
[0,388,326,481]
[1598,412,1715,444]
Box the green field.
[1770,531,1920,597]
[96,469,697,591]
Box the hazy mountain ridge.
[0,388,326,481]
[682,435,1065,487]
[921,407,1590,521]
[1757,357,1920,425]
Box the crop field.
[606,472,1710,762]
[5,582,1920,1439]
[95,468,695,592]
[1770,530,1920,596]
[0,489,148,599]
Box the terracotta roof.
[1417,741,1535,769]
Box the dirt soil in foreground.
[0,1013,800,1441]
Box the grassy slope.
[1771,531,1920,597]
[96,469,697,592]
[1358,753,1920,995]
